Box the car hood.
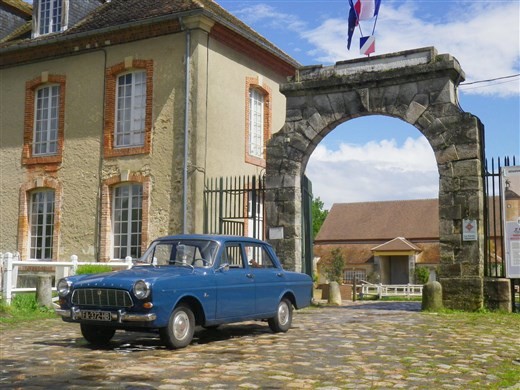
[71,266,202,290]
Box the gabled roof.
[371,237,422,252]
[0,0,299,73]
[315,199,439,243]
[1,0,32,17]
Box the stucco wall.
[0,27,290,260]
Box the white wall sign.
[269,227,284,240]
[502,166,520,278]
[462,219,478,241]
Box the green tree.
[414,267,430,284]
[312,197,329,239]
[325,248,345,284]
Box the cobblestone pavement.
[1,301,519,389]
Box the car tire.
[80,323,116,345]
[268,298,293,333]
[160,304,195,349]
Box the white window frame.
[115,71,147,148]
[112,184,143,260]
[29,190,55,260]
[249,88,264,158]
[33,84,60,156]
[344,270,366,284]
[34,0,68,37]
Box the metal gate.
[203,175,265,240]
[483,155,517,277]
[203,174,314,276]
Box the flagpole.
[371,12,379,35]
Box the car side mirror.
[216,263,230,272]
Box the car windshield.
[139,239,219,267]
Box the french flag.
[353,0,381,20]
[347,0,381,49]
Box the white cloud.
[302,1,520,97]
[232,1,519,97]
[306,137,439,208]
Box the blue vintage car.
[55,235,312,349]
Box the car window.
[141,240,218,267]
[150,243,173,266]
[222,244,244,269]
[245,244,276,269]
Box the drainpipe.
[182,19,191,234]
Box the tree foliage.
[414,267,430,284]
[324,248,345,284]
[312,196,329,239]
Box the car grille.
[72,288,133,308]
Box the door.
[390,256,409,284]
[215,243,255,319]
[244,243,284,315]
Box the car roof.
[152,234,269,245]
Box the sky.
[216,0,520,208]
[22,0,520,209]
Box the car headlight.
[57,278,71,297]
[133,280,151,299]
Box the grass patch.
[75,264,113,275]
[0,293,56,326]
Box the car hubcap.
[173,311,190,340]
[278,302,289,325]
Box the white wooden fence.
[1,252,133,305]
[360,282,423,299]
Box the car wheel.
[268,298,293,333]
[80,323,116,345]
[160,304,195,349]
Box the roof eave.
[0,7,300,71]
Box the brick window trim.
[99,173,150,262]
[17,176,62,261]
[245,77,272,167]
[104,59,154,158]
[22,74,66,166]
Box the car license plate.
[80,310,112,321]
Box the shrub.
[414,267,430,284]
[75,264,113,275]
[324,248,345,284]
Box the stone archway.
[266,47,485,310]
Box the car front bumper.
[55,307,157,323]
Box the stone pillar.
[328,281,342,305]
[422,281,443,311]
[36,275,53,308]
[484,278,512,312]
[437,153,485,311]
[265,135,303,272]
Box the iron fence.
[483,156,517,278]
[203,175,265,240]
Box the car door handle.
[277,273,284,277]
[246,273,254,279]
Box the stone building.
[314,199,440,285]
[0,0,298,262]
[315,197,508,285]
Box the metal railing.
[483,156,517,277]
[360,282,423,299]
[1,252,133,305]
